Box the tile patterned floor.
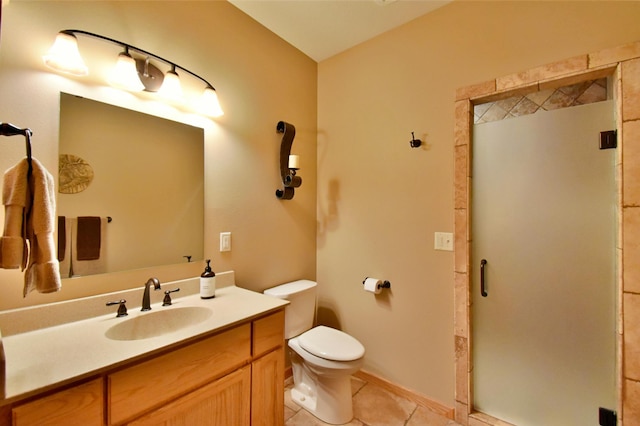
[284,376,462,426]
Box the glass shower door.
[471,100,616,425]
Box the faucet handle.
[106,299,128,317]
[162,288,180,306]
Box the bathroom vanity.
[0,274,287,425]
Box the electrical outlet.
[220,232,231,252]
[434,232,453,251]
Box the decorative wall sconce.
[275,121,302,200]
[409,131,422,148]
[43,30,223,117]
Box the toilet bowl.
[290,326,365,375]
[288,326,365,425]
[263,281,365,425]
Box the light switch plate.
[220,232,231,252]
[434,232,453,251]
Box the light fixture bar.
[60,29,219,93]
[45,29,223,116]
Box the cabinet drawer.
[108,323,251,425]
[252,310,285,358]
[12,378,103,426]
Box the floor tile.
[285,404,298,423]
[407,405,459,426]
[351,376,366,395]
[286,408,364,425]
[352,383,417,425]
[285,375,461,426]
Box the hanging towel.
[57,216,66,262]
[1,158,61,296]
[57,216,72,278]
[71,217,106,276]
[76,216,101,260]
[0,206,26,269]
[1,159,28,269]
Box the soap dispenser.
[200,259,216,299]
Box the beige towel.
[24,158,61,295]
[1,159,28,269]
[1,158,61,296]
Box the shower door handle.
[480,259,488,297]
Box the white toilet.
[264,280,365,425]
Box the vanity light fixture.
[43,30,223,117]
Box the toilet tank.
[264,280,317,339]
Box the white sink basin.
[105,306,213,341]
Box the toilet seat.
[297,326,365,361]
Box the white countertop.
[0,278,287,404]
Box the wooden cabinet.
[6,309,284,426]
[12,378,103,426]
[251,347,284,426]
[128,366,251,426]
[251,309,285,426]
[108,324,251,425]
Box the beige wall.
[317,0,640,409]
[0,1,317,309]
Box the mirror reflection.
[57,93,204,277]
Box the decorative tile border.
[474,78,607,124]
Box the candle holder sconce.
[275,120,302,200]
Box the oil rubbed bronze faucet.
[141,277,161,311]
[106,299,128,317]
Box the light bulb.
[43,32,88,76]
[197,86,224,117]
[158,69,183,102]
[109,51,144,91]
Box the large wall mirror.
[57,93,204,277]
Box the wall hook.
[410,131,422,148]
[275,121,302,200]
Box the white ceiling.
[228,0,451,62]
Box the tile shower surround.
[454,42,640,425]
[474,78,608,123]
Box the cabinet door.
[12,378,103,426]
[128,366,251,426]
[251,347,284,426]
[109,324,250,424]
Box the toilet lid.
[298,326,365,361]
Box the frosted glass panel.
[472,101,616,425]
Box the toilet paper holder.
[362,277,391,291]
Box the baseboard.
[353,370,455,420]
